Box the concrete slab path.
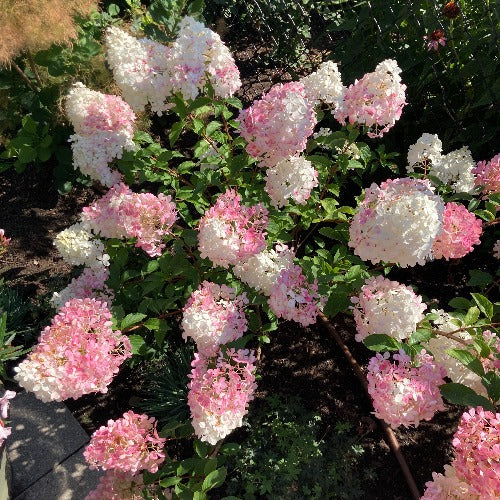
[7,390,103,500]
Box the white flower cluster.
[54,222,109,269]
[349,178,445,267]
[105,27,172,114]
[351,276,427,342]
[233,244,295,296]
[66,83,136,186]
[300,61,345,107]
[425,309,485,395]
[407,133,442,169]
[106,18,241,112]
[406,134,476,193]
[264,156,318,208]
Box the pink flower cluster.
[452,407,500,498]
[367,350,446,428]
[14,298,131,402]
[198,189,268,268]
[351,275,427,342]
[432,202,482,260]
[238,82,317,167]
[84,410,166,475]
[0,229,10,254]
[182,281,248,356]
[421,464,475,499]
[51,266,114,310]
[334,59,406,138]
[86,470,149,500]
[66,83,136,187]
[473,153,500,195]
[82,183,178,257]
[0,390,15,447]
[268,264,324,327]
[188,349,257,445]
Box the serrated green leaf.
[409,328,432,345]
[464,306,480,325]
[471,293,493,319]
[363,334,401,351]
[440,383,495,411]
[121,313,147,330]
[467,270,493,287]
[128,334,145,354]
[202,467,227,492]
[169,121,185,147]
[446,348,485,376]
[160,476,182,488]
[482,371,500,402]
[194,439,210,458]
[448,297,471,310]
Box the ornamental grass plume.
[264,156,319,208]
[84,410,166,475]
[188,349,257,445]
[366,350,446,428]
[182,281,248,356]
[349,178,445,267]
[452,407,500,498]
[14,298,132,402]
[432,202,482,260]
[351,275,427,342]
[198,189,269,268]
[0,0,98,64]
[334,59,406,138]
[268,264,324,327]
[238,82,317,167]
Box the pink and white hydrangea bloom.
[367,350,446,428]
[0,390,15,448]
[406,133,443,170]
[0,229,11,253]
[54,222,109,269]
[349,178,445,267]
[51,266,114,310]
[334,59,406,138]
[421,463,477,500]
[84,410,166,475]
[300,60,345,107]
[169,16,241,100]
[233,243,295,296]
[265,156,319,208]
[14,298,131,402]
[198,189,268,268]
[473,153,500,195]
[86,471,151,500]
[105,26,172,115]
[431,147,476,194]
[188,349,257,445]
[82,183,178,257]
[432,202,482,260]
[351,275,426,342]
[182,281,248,356]
[268,264,324,327]
[238,82,317,167]
[66,83,136,186]
[452,407,500,498]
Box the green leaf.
[409,328,432,345]
[18,145,37,164]
[128,334,146,355]
[440,383,495,411]
[194,439,210,458]
[120,313,147,330]
[464,306,480,326]
[202,467,227,492]
[160,476,182,488]
[482,371,500,402]
[471,293,493,319]
[446,349,485,377]
[108,3,120,15]
[448,297,471,310]
[224,97,242,109]
[187,0,205,16]
[363,334,401,352]
[467,270,493,287]
[474,209,495,222]
[169,121,185,147]
[205,121,221,137]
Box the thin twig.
[318,312,420,500]
[122,310,183,333]
[10,61,36,91]
[484,218,500,227]
[432,329,470,347]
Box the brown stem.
[11,61,36,91]
[318,312,420,500]
[208,442,222,459]
[432,329,470,347]
[25,50,42,86]
[122,310,183,333]
[484,218,500,227]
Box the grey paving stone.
[7,391,90,496]
[14,447,103,500]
